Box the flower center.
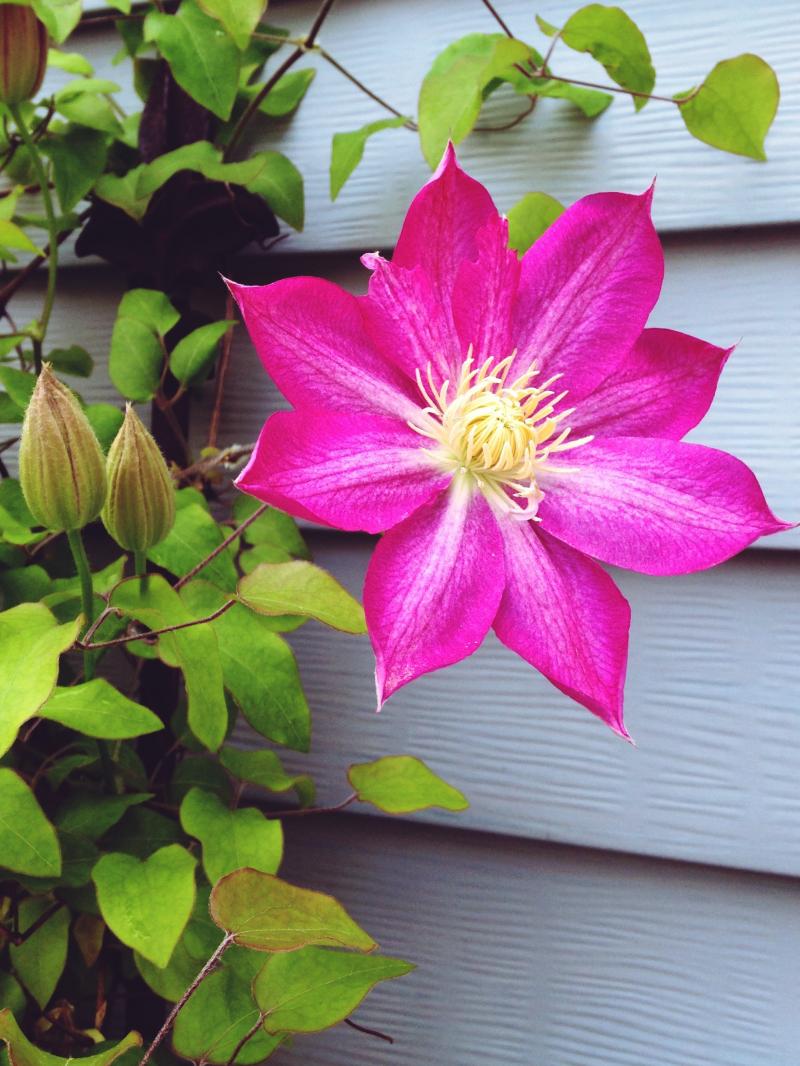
[409,349,591,518]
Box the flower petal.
[392,143,499,289]
[227,276,418,419]
[364,483,505,706]
[451,216,520,364]
[236,410,450,534]
[571,328,732,440]
[493,522,630,736]
[509,189,664,400]
[538,437,791,575]
[361,256,459,385]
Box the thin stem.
[224,1013,265,1066]
[139,936,234,1066]
[80,604,119,646]
[133,550,147,578]
[344,1017,394,1044]
[174,502,268,590]
[540,70,687,105]
[0,209,88,314]
[207,293,235,449]
[316,48,416,127]
[475,97,537,132]
[275,792,357,818]
[9,104,59,375]
[67,529,96,679]
[5,901,64,947]
[224,0,337,160]
[479,0,515,36]
[78,599,237,651]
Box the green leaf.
[181,582,310,752]
[111,575,229,752]
[257,68,316,117]
[499,59,612,116]
[238,562,366,634]
[170,320,232,386]
[0,975,25,1021]
[196,0,264,50]
[560,3,654,110]
[0,769,61,877]
[0,221,40,256]
[109,288,179,402]
[47,48,94,76]
[148,504,238,592]
[0,603,81,757]
[180,787,283,883]
[135,888,223,1002]
[677,54,779,161]
[210,869,377,953]
[54,88,122,136]
[108,807,184,859]
[85,404,124,453]
[119,287,181,336]
[348,755,468,815]
[254,947,414,1033]
[8,898,70,1009]
[39,679,163,740]
[46,344,93,377]
[30,0,83,44]
[0,367,34,410]
[42,127,108,213]
[169,755,233,807]
[246,150,304,230]
[0,565,51,608]
[92,845,197,968]
[418,33,532,166]
[0,1010,140,1066]
[219,747,314,808]
[330,116,408,201]
[507,191,565,254]
[234,494,309,559]
[172,949,282,1064]
[535,13,559,36]
[56,791,152,840]
[144,0,241,120]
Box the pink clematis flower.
[229,146,790,738]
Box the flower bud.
[0,6,47,106]
[19,365,107,532]
[102,405,175,552]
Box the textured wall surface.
[7,1,799,1062]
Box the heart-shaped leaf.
[254,947,414,1033]
[210,869,377,953]
[9,899,70,1009]
[347,755,469,815]
[39,679,163,740]
[180,788,283,884]
[238,562,366,634]
[0,1009,140,1066]
[92,845,197,968]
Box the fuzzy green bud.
[102,405,176,552]
[19,365,107,532]
[0,6,47,106]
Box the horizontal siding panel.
[62,0,799,253]
[234,532,800,878]
[199,232,800,548]
[274,816,800,1066]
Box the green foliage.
[109,288,179,401]
[148,504,238,591]
[418,33,532,166]
[238,561,367,634]
[507,191,566,254]
[0,1011,140,1066]
[677,54,779,160]
[39,679,163,739]
[170,321,233,386]
[196,0,265,50]
[0,770,61,878]
[92,845,197,967]
[558,4,655,109]
[219,747,315,807]
[210,869,377,953]
[348,755,469,814]
[330,116,409,200]
[8,899,69,1009]
[257,69,317,117]
[254,947,414,1034]
[180,787,283,882]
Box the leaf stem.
[133,550,147,578]
[224,1013,265,1066]
[223,0,337,160]
[274,792,357,818]
[315,47,417,128]
[139,935,234,1066]
[8,104,59,375]
[207,292,235,450]
[67,528,96,679]
[77,599,237,651]
[174,501,268,590]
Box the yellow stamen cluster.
[410,349,591,517]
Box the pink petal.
[494,522,630,736]
[392,143,499,289]
[571,328,732,440]
[364,484,505,706]
[509,189,664,400]
[226,277,419,419]
[538,438,791,575]
[361,256,460,385]
[451,216,520,364]
[236,411,450,534]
